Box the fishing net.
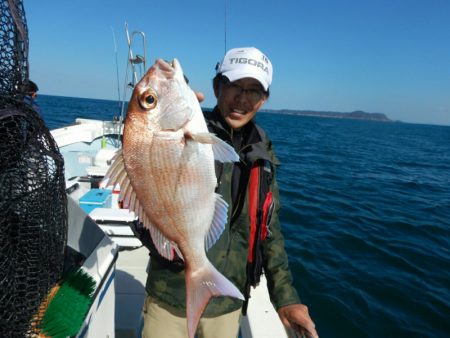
[0,0,29,99]
[0,1,68,336]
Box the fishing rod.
[111,27,121,114]
[224,0,227,54]
[111,26,122,147]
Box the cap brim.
[222,70,269,91]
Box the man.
[23,80,40,113]
[141,47,318,338]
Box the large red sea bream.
[102,59,243,337]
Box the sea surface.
[39,95,450,338]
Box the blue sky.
[24,0,450,125]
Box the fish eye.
[139,90,158,110]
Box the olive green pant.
[141,295,241,338]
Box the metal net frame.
[0,1,68,336]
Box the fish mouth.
[156,58,175,72]
[145,58,175,82]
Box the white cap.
[216,47,273,91]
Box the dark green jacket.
[145,107,300,316]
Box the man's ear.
[213,82,220,98]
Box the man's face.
[216,77,267,130]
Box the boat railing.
[118,23,148,139]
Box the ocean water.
[38,95,450,338]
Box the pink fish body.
[102,59,243,337]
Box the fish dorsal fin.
[99,149,183,261]
[205,193,229,250]
[100,149,140,216]
[148,222,184,261]
[100,150,141,215]
[187,132,239,163]
[100,149,128,188]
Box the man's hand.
[278,303,318,338]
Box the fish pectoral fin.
[185,131,216,144]
[186,132,239,163]
[148,221,184,261]
[205,194,229,250]
[186,262,244,338]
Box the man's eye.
[230,84,241,90]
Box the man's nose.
[234,89,250,103]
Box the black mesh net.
[0,1,68,337]
[0,0,29,99]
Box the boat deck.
[115,247,147,338]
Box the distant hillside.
[264,109,392,122]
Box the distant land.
[263,109,393,122]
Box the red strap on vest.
[244,161,274,315]
[261,191,273,240]
[248,163,273,263]
[247,164,259,263]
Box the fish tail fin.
[185,262,244,338]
